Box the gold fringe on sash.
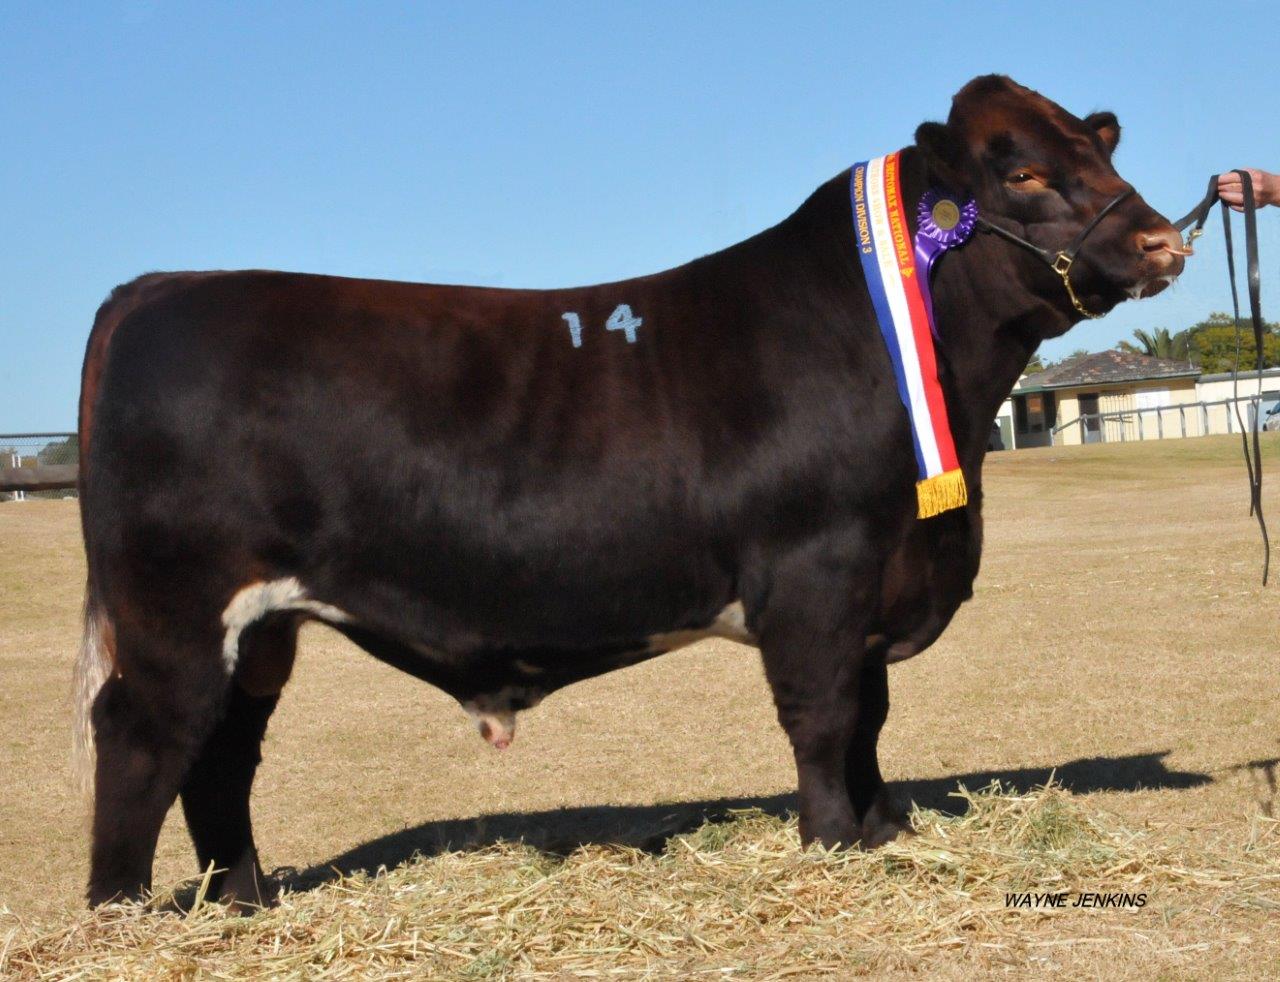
[916,469,968,519]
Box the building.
[1194,366,1280,434]
[1009,350,1199,448]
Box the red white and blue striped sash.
[851,151,969,518]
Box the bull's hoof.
[859,796,913,849]
[798,810,860,851]
[215,853,277,914]
[86,884,146,908]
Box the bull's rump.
[80,269,818,652]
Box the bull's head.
[916,75,1184,329]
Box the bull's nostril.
[1137,227,1186,256]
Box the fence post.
[1138,412,1145,441]
[8,453,24,503]
[1180,405,1186,438]
[1201,403,1209,436]
[1157,407,1164,440]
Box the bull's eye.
[1005,170,1048,190]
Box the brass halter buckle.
[975,188,1135,322]
[1051,252,1103,320]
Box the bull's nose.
[1135,227,1189,270]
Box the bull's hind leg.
[843,655,910,847]
[88,626,229,906]
[179,617,296,908]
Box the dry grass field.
[2,435,1279,978]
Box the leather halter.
[972,188,1136,319]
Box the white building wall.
[995,398,1014,449]
[1196,369,1280,433]
[1195,370,1280,403]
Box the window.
[1019,393,1055,433]
[1135,388,1171,410]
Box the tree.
[1116,327,1195,362]
[1027,348,1090,373]
[1115,314,1279,373]
[1185,313,1280,374]
[37,435,78,465]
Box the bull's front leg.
[754,538,878,850]
[844,653,911,847]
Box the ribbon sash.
[851,151,968,518]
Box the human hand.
[1217,169,1280,210]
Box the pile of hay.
[4,782,1278,979]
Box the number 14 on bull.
[561,304,642,348]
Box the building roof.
[1197,366,1280,383]
[1015,350,1199,392]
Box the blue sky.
[2,1,1277,430]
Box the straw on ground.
[4,781,1279,979]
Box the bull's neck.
[927,242,1067,466]
[774,152,1074,474]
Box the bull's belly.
[223,554,971,752]
[220,492,977,749]
[450,600,756,748]
[222,573,756,750]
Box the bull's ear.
[914,121,969,192]
[1085,111,1121,154]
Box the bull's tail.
[72,587,113,799]
[73,278,157,801]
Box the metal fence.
[1050,395,1277,447]
[3,403,1274,501]
[0,433,79,501]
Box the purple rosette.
[915,189,979,338]
[916,189,978,250]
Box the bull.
[74,75,1185,906]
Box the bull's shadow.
[275,750,1209,894]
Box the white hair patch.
[220,577,350,674]
[645,600,755,654]
[1126,275,1177,300]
